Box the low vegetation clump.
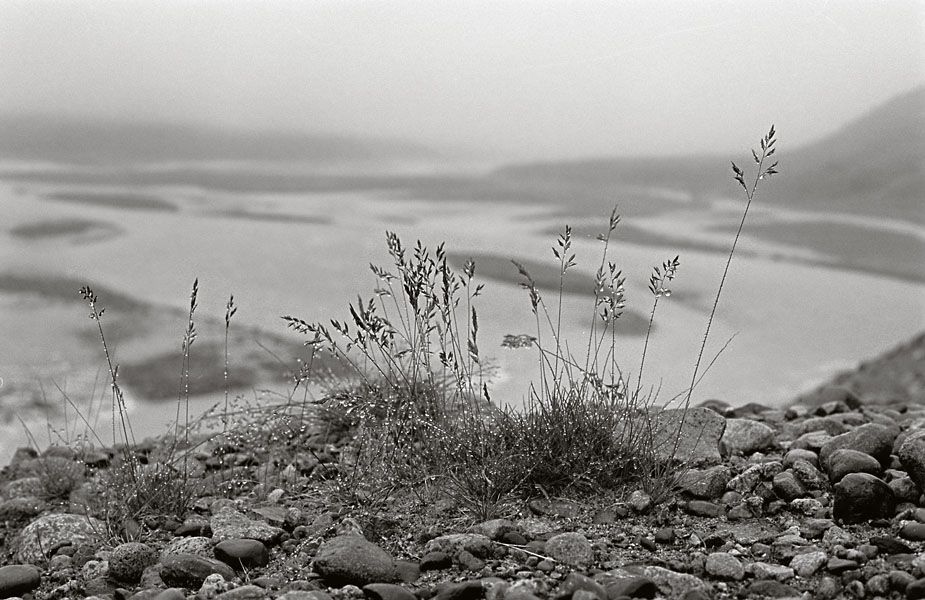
[19,128,779,536]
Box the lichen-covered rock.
[109,542,158,584]
[16,513,105,564]
[544,532,593,567]
[727,462,782,494]
[705,552,744,580]
[161,536,215,560]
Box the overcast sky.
[1,0,922,160]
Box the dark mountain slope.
[489,86,925,223]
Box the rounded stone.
[789,551,826,577]
[705,552,744,580]
[161,536,214,560]
[721,418,776,456]
[419,551,452,571]
[214,538,270,570]
[210,506,285,544]
[899,430,925,492]
[677,465,732,499]
[782,448,819,468]
[628,490,652,513]
[313,535,399,586]
[790,431,833,453]
[544,532,592,567]
[109,542,158,584]
[685,500,725,518]
[865,574,890,596]
[908,578,925,600]
[0,564,41,597]
[159,553,236,588]
[899,521,925,541]
[819,423,898,469]
[833,473,896,523]
[825,449,882,483]
[772,471,806,500]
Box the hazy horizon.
[1,0,923,162]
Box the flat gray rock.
[210,506,284,544]
[649,407,725,466]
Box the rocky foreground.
[4,383,925,600]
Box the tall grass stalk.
[79,286,136,457]
[223,294,237,433]
[74,283,206,540]
[681,126,779,408]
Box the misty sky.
[1,0,923,160]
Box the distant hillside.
[490,86,925,224]
[0,115,436,165]
[775,86,924,223]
